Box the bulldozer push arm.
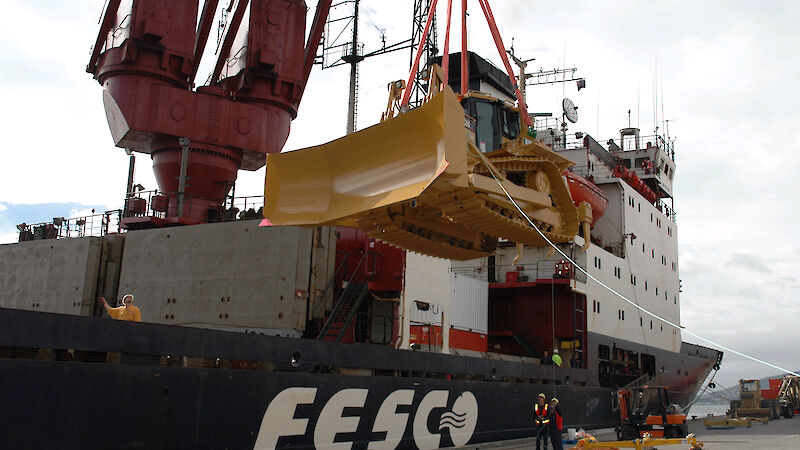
[263,86,587,260]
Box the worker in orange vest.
[549,397,564,450]
[534,393,551,450]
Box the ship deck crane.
[87,0,333,228]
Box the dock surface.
[460,416,800,449]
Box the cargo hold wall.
[0,237,107,315]
[117,221,327,335]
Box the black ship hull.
[0,308,715,449]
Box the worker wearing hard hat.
[551,348,563,367]
[534,393,552,450]
[99,294,141,322]
[549,397,564,450]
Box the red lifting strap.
[477,0,533,127]
[441,0,454,87]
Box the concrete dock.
[460,415,800,449]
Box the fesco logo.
[253,388,478,449]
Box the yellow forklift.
[778,375,800,418]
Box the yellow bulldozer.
[263,69,591,260]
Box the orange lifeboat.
[563,171,608,226]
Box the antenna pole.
[346,0,361,135]
[654,55,658,134]
[461,0,468,95]
[661,78,665,139]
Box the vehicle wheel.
[783,405,794,419]
[665,426,682,438]
[620,425,639,440]
[729,400,740,416]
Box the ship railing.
[122,189,265,223]
[317,251,371,341]
[594,133,675,160]
[622,372,655,389]
[566,163,615,182]
[657,200,678,223]
[568,163,661,183]
[529,125,677,161]
[451,260,587,284]
[17,210,124,242]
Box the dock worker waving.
[100,294,141,322]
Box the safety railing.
[16,189,270,242]
[317,251,371,341]
[17,210,124,242]
[122,189,265,223]
[600,134,675,160]
[452,259,587,284]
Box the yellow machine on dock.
[573,432,704,450]
[263,76,590,260]
[730,379,779,419]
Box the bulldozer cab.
[461,94,521,153]
[739,379,762,408]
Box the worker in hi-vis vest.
[534,393,552,450]
[100,294,141,322]
[549,397,564,450]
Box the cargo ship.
[0,1,721,448]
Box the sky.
[1,0,799,389]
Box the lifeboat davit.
[563,171,608,226]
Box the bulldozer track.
[424,156,579,248]
[355,204,496,260]
[427,189,572,247]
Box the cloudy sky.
[1,0,798,388]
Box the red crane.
[87,0,331,227]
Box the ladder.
[573,291,585,367]
[317,252,369,342]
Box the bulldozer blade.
[263,87,467,226]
